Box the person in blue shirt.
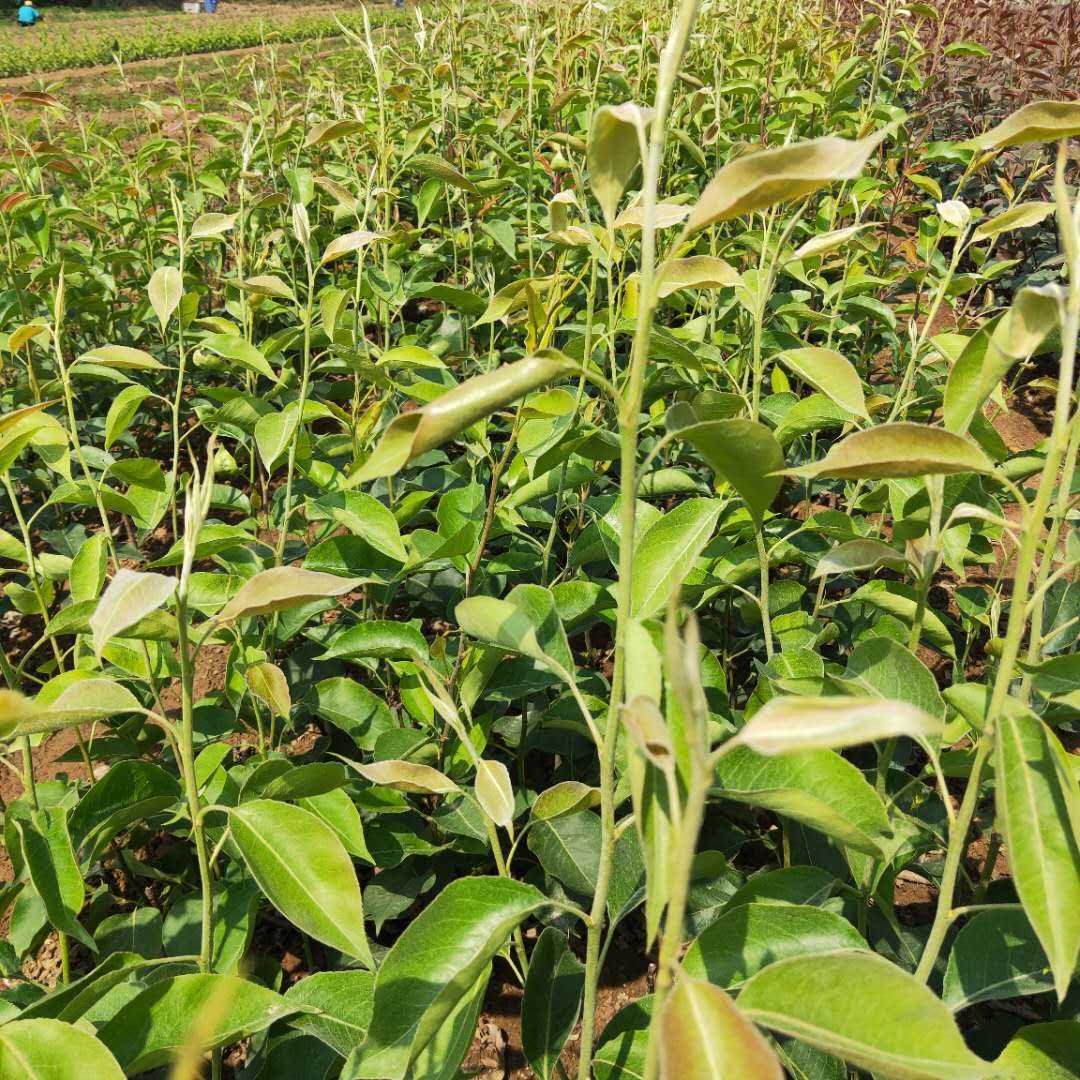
[17,0,42,26]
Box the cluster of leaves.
[0,0,1078,1078]
[0,7,385,78]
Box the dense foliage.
[0,0,1078,1077]
[0,6,376,78]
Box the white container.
[182,2,201,13]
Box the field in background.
[0,1,385,78]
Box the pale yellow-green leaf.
[148,266,182,330]
[475,759,515,828]
[969,100,1080,149]
[588,102,652,227]
[776,347,867,418]
[245,662,291,721]
[686,132,885,232]
[90,569,176,658]
[218,567,363,621]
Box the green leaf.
[683,903,867,989]
[317,620,428,664]
[788,423,994,480]
[457,591,575,682]
[98,973,301,1073]
[284,970,374,1057]
[104,384,152,451]
[813,539,909,578]
[660,977,784,1079]
[943,908,1052,1009]
[672,420,783,526]
[321,229,384,265]
[521,928,585,1080]
[739,951,994,1080]
[229,800,373,967]
[630,498,721,618]
[15,807,95,952]
[995,1022,1080,1079]
[310,677,395,752]
[351,877,549,1079]
[714,746,892,856]
[837,637,946,721]
[89,568,175,659]
[199,333,277,381]
[350,759,460,796]
[348,353,573,484]
[78,344,165,371]
[410,153,480,194]
[531,781,602,821]
[475,759,515,828]
[148,265,182,330]
[776,347,867,418]
[655,255,740,298]
[219,566,362,622]
[0,678,141,742]
[971,200,1055,241]
[731,696,942,754]
[588,102,651,227]
[0,1018,125,1079]
[254,408,299,472]
[969,100,1080,148]
[686,132,884,231]
[995,707,1080,1000]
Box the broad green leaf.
[791,222,873,260]
[851,580,957,657]
[244,661,291,721]
[242,274,297,301]
[410,153,480,194]
[199,333,277,381]
[594,998,652,1080]
[788,423,994,480]
[15,807,95,952]
[813,538,909,578]
[683,903,867,989]
[672,420,783,526]
[943,908,1052,1009]
[317,620,428,663]
[655,255,740,298]
[531,781,601,821]
[475,759,514,828]
[284,970,375,1056]
[229,800,373,967]
[69,531,108,602]
[995,707,1080,999]
[660,977,783,1079]
[0,1018,125,1079]
[98,973,301,1073]
[218,566,362,621]
[94,906,163,959]
[521,928,585,1080]
[970,100,1080,148]
[254,408,299,472]
[731,696,942,754]
[69,759,180,860]
[686,132,884,231]
[837,637,946,721]
[739,951,994,1080]
[457,593,574,682]
[89,568,175,659]
[321,229,383,265]
[77,344,164,371]
[630,498,721,618]
[588,102,652,227]
[148,266,182,330]
[350,760,460,795]
[349,352,574,484]
[971,200,1055,242]
[0,679,140,742]
[310,677,395,752]
[714,746,892,855]
[311,491,408,562]
[776,347,867,418]
[995,1022,1080,1079]
[351,877,550,1079]
[190,212,237,239]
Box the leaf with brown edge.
[588,102,652,227]
[218,567,363,622]
[969,100,1080,149]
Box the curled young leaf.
[90,569,176,659]
[588,102,653,227]
[218,566,362,621]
